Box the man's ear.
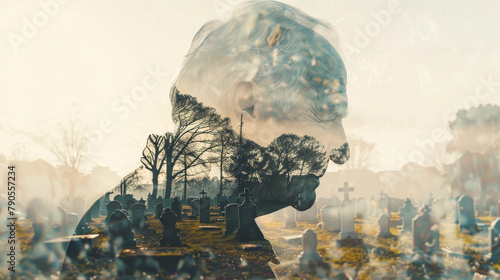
[233,81,260,120]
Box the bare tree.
[162,89,226,199]
[212,121,237,197]
[140,134,167,200]
[115,167,144,196]
[45,110,91,198]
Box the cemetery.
[9,184,500,279]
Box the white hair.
[175,0,347,128]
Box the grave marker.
[399,198,418,232]
[160,208,182,246]
[298,229,323,269]
[235,188,264,241]
[412,205,439,254]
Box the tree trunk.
[151,172,159,200]
[165,163,173,200]
[220,146,224,197]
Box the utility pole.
[238,114,244,188]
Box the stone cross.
[379,191,386,197]
[339,200,358,241]
[399,198,418,232]
[338,182,354,202]
[239,188,254,203]
[200,189,207,198]
[235,188,264,241]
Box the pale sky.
[1,0,499,176]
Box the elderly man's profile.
[59,0,350,278]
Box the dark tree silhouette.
[212,122,237,197]
[227,139,268,195]
[140,134,167,200]
[115,168,144,196]
[162,89,226,199]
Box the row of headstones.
[295,204,441,273]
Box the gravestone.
[298,229,323,269]
[171,197,182,221]
[356,198,368,219]
[124,194,135,208]
[412,205,439,254]
[155,203,163,219]
[139,197,146,205]
[218,200,228,216]
[191,199,200,216]
[108,209,136,251]
[377,213,394,238]
[339,201,358,245]
[106,201,123,223]
[320,205,340,233]
[126,199,135,210]
[129,203,147,228]
[113,194,124,206]
[235,188,264,241]
[338,183,360,244]
[316,198,330,213]
[399,198,418,232]
[160,208,182,246]
[224,203,239,235]
[199,189,210,223]
[486,217,500,261]
[490,205,498,217]
[458,195,478,234]
[284,206,297,229]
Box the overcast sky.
[1,0,499,176]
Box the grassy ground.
[12,212,500,279]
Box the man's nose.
[330,142,350,165]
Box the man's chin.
[292,191,316,211]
